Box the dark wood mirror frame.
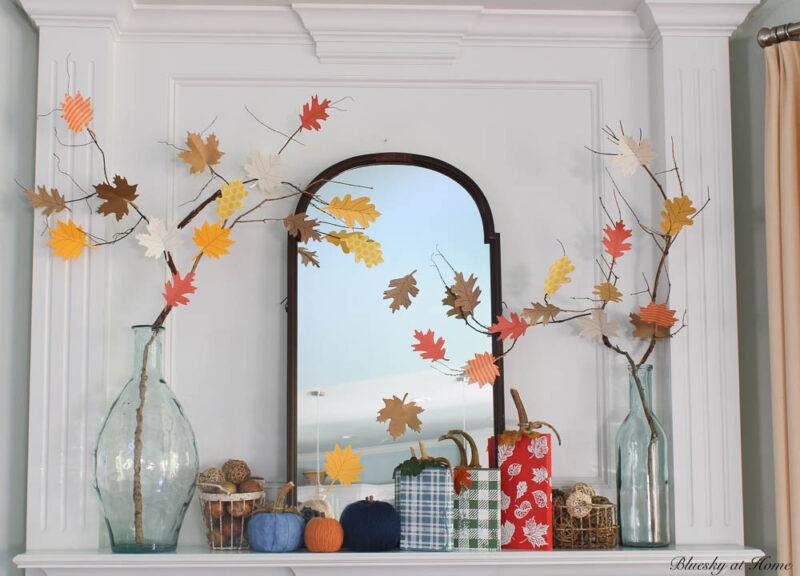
[286,152,504,503]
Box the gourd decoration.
[247,481,305,552]
[305,517,344,552]
[340,496,400,551]
[300,484,335,521]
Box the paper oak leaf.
[94,176,139,221]
[611,135,657,175]
[630,313,671,340]
[384,270,419,312]
[544,256,574,296]
[325,230,352,253]
[577,310,619,340]
[284,212,322,243]
[163,272,196,307]
[522,302,561,325]
[322,194,381,229]
[660,196,696,236]
[47,219,97,261]
[178,132,224,174]
[300,95,332,131]
[454,466,473,495]
[452,272,481,315]
[638,302,677,328]
[135,218,182,259]
[464,352,500,387]
[60,91,93,132]
[442,287,468,320]
[243,151,283,195]
[377,393,424,440]
[298,247,320,268]
[216,180,248,220]
[593,282,623,303]
[412,329,448,362]
[342,233,383,268]
[324,444,365,490]
[193,220,234,259]
[490,313,530,341]
[603,221,632,260]
[24,186,69,217]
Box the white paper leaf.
[523,518,548,548]
[244,151,284,195]
[135,218,182,259]
[610,135,657,176]
[577,309,619,340]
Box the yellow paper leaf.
[544,255,574,296]
[342,232,383,268]
[325,230,352,254]
[215,180,248,220]
[660,196,696,236]
[47,219,97,261]
[324,444,365,490]
[192,220,235,259]
[322,194,381,229]
[593,282,623,303]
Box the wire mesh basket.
[197,477,265,551]
[553,501,619,549]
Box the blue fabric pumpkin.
[247,481,305,552]
[340,496,400,551]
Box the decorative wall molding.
[637,0,760,43]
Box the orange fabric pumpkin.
[304,517,344,553]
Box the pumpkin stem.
[438,431,467,467]
[273,481,295,512]
[449,429,481,468]
[409,446,417,459]
[418,441,429,461]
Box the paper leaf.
[411,329,448,362]
[163,272,196,307]
[610,135,657,175]
[452,272,481,315]
[24,186,69,217]
[377,393,424,439]
[47,219,97,261]
[593,282,623,303]
[660,196,696,236]
[243,151,283,195]
[384,270,419,313]
[298,247,320,268]
[638,302,677,328]
[60,91,93,133]
[325,230,352,254]
[192,220,234,259]
[442,287,468,320]
[216,180,248,220]
[324,444,365,489]
[464,352,500,388]
[544,255,574,296]
[630,313,671,340]
[94,175,139,221]
[490,313,530,341]
[178,132,224,174]
[577,309,619,340]
[342,232,383,268]
[284,212,322,243]
[454,466,473,495]
[522,302,561,326]
[322,194,381,229]
[135,218,182,259]
[603,220,632,260]
[300,95,331,131]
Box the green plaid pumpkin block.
[453,468,501,551]
[395,468,454,551]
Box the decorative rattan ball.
[566,491,593,519]
[198,467,226,492]
[568,482,596,498]
[222,459,251,484]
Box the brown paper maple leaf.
[283,212,322,243]
[522,302,561,325]
[298,247,320,268]
[629,313,671,340]
[376,393,424,440]
[442,287,468,319]
[94,175,139,221]
[178,132,224,174]
[383,270,418,313]
[451,272,481,314]
[24,186,70,217]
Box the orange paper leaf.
[454,466,473,495]
[163,272,196,307]
[464,352,500,388]
[192,220,234,259]
[60,91,94,133]
[324,444,365,490]
[638,302,677,328]
[412,329,448,362]
[602,221,632,260]
[47,219,97,261]
[490,313,529,342]
[178,132,224,174]
[300,95,331,131]
[377,393,424,440]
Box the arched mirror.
[287,153,503,511]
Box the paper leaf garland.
[324,444,365,490]
[163,272,196,307]
[178,132,224,174]
[451,272,481,315]
[521,302,561,325]
[638,302,677,328]
[95,176,139,221]
[660,196,696,236]
[284,212,322,244]
[577,309,619,340]
[322,194,381,229]
[24,186,69,217]
[300,95,332,131]
[215,179,248,220]
[593,282,623,303]
[193,220,234,259]
[544,256,574,296]
[630,313,671,340]
[602,221,632,260]
[442,287,468,320]
[60,91,93,133]
[342,232,383,268]
[325,230,351,253]
[610,135,657,175]
[298,247,320,268]
[243,151,283,194]
[454,466,473,495]
[47,219,97,261]
[384,270,419,312]
[377,393,424,439]
[464,352,500,387]
[490,313,530,341]
[135,218,182,259]
[412,329,448,362]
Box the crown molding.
[637,0,760,43]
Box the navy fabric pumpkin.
[340,497,400,551]
[248,510,304,552]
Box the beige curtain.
[766,41,800,573]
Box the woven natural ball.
[305,517,344,552]
[591,495,611,505]
[222,459,251,484]
[198,467,225,492]
[566,491,593,519]
[568,482,596,498]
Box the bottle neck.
[131,325,164,380]
[628,364,654,412]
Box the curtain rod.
[758,22,800,47]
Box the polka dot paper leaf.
[602,220,632,260]
[60,91,93,133]
[298,247,320,268]
[490,312,530,342]
[593,282,623,303]
[629,313,671,340]
[544,255,574,296]
[24,186,69,217]
[321,194,381,229]
[324,443,365,491]
[342,232,383,268]
[94,175,139,221]
[451,272,481,315]
[660,196,696,237]
[637,302,677,328]
[412,329,448,362]
[383,270,419,313]
[283,212,322,243]
[300,95,331,131]
[522,302,561,326]
[178,132,224,174]
[577,309,619,340]
[377,393,424,440]
[163,272,196,307]
[610,135,657,176]
[243,151,283,194]
[47,219,97,261]
[215,179,248,220]
[135,218,182,259]
[464,352,500,388]
[192,220,234,259]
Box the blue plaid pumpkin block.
[453,468,501,551]
[394,468,454,551]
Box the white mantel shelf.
[16,545,765,575]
